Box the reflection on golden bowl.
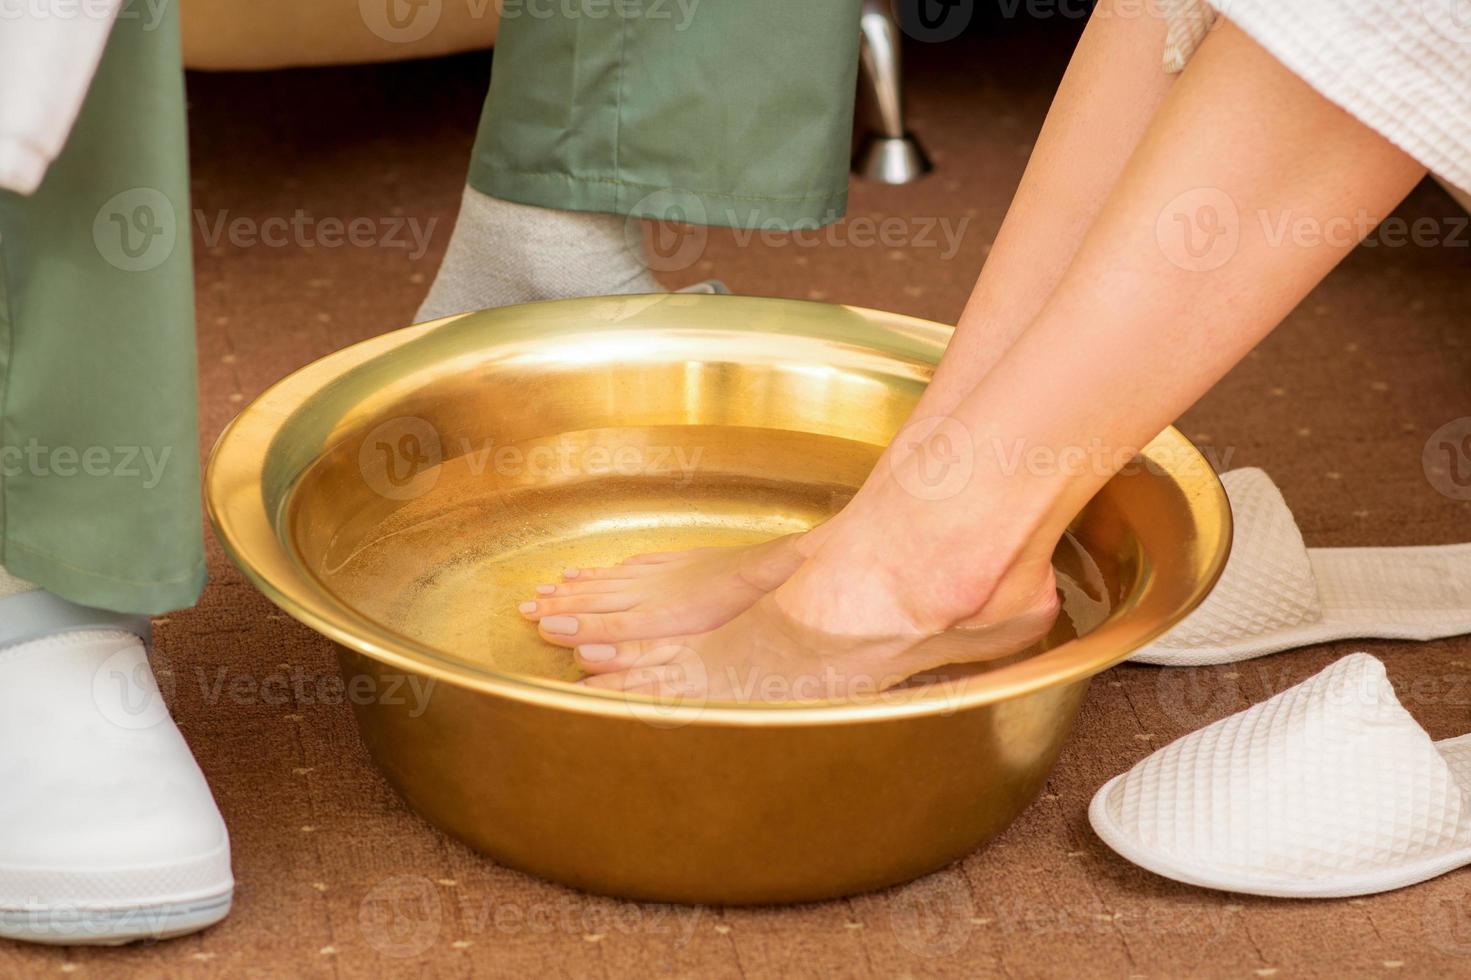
[206,294,1230,904]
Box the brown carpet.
[5,18,1471,979]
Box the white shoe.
[1091,653,1471,898]
[0,593,233,945]
[1130,468,1471,666]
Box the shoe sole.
[0,887,233,945]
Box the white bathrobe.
[1162,0,1471,193]
[0,0,121,194]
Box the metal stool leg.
[853,0,932,184]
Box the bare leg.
[571,21,1426,699]
[521,0,1177,642]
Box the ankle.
[416,186,663,320]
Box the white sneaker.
[0,594,233,945]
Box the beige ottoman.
[181,0,499,70]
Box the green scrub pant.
[0,6,203,616]
[469,2,864,229]
[0,1,861,616]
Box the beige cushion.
[182,0,499,71]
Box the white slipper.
[1131,467,1471,666]
[1091,653,1471,898]
[0,592,233,945]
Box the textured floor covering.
[3,17,1470,980]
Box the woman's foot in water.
[565,529,1061,702]
[518,531,816,643]
[515,411,954,643]
[535,461,1065,701]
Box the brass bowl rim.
[206,295,1231,727]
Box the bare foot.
[519,532,814,645]
[566,536,1062,703]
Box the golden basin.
[206,294,1230,904]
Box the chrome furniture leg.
[853,0,932,184]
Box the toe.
[562,564,658,581]
[582,663,702,697]
[537,579,630,597]
[537,610,665,646]
[518,593,639,620]
[618,549,699,565]
[573,639,679,675]
[577,640,701,693]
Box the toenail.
[518,601,537,614]
[563,567,580,578]
[541,615,579,635]
[536,584,557,595]
[578,644,618,662]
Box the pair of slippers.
[1087,468,1471,898]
